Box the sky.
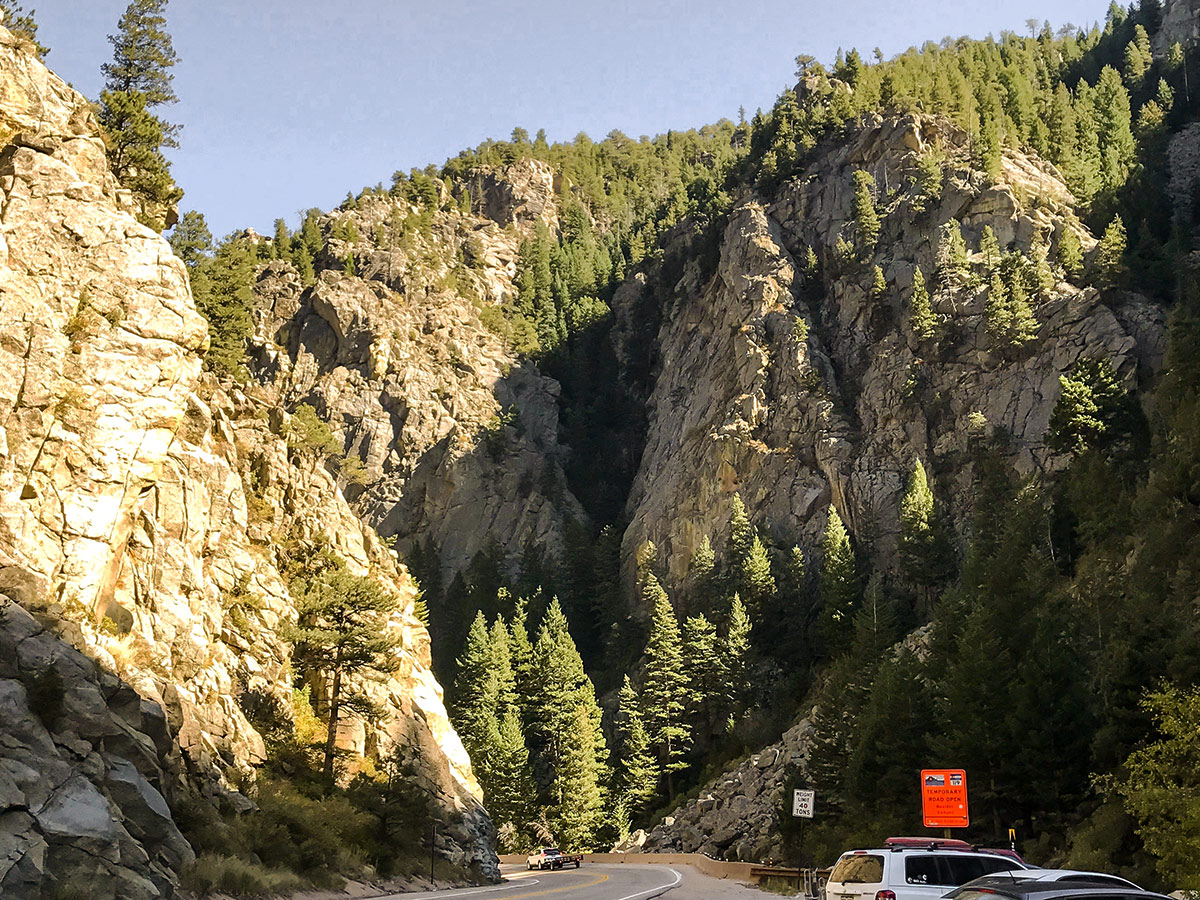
[31,0,1111,238]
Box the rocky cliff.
[0,27,494,897]
[248,162,585,588]
[622,114,1162,589]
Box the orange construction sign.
[921,769,969,828]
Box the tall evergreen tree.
[726,493,754,565]
[286,553,401,782]
[851,169,881,252]
[909,266,937,340]
[937,219,969,286]
[508,593,536,708]
[1058,228,1084,278]
[487,709,536,851]
[490,616,517,718]
[688,535,718,615]
[1097,215,1128,288]
[614,676,659,820]
[898,460,953,604]
[819,504,859,650]
[681,613,724,739]
[725,593,753,716]
[739,535,776,613]
[530,599,608,815]
[641,575,691,794]
[98,0,182,231]
[450,612,496,761]
[553,704,605,848]
[168,209,212,268]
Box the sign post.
[920,769,968,831]
[792,790,814,895]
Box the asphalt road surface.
[374,863,769,900]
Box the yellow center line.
[501,873,610,900]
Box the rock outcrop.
[641,718,816,862]
[622,114,1163,588]
[1154,0,1200,55]
[248,185,585,586]
[0,25,495,896]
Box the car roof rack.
[884,837,975,852]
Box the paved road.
[374,863,766,900]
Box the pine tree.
[688,535,718,615]
[898,461,953,602]
[168,209,212,268]
[0,1,46,56]
[98,0,182,231]
[530,599,608,821]
[725,593,752,716]
[451,612,496,760]
[1093,66,1136,193]
[1031,232,1056,297]
[979,225,1001,272]
[937,219,969,285]
[909,266,936,340]
[1097,215,1127,288]
[286,555,402,782]
[641,575,691,794]
[986,271,1013,341]
[1123,40,1148,84]
[726,493,754,565]
[819,504,858,650]
[851,170,881,252]
[487,708,536,850]
[1007,273,1038,345]
[1058,227,1083,278]
[508,593,535,705]
[682,613,724,738]
[553,704,605,849]
[490,616,517,718]
[272,218,291,260]
[615,676,659,818]
[871,265,888,300]
[739,535,775,613]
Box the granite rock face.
[0,25,496,896]
[622,114,1162,590]
[1155,0,1200,54]
[248,190,585,587]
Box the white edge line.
[376,877,541,900]
[610,866,683,900]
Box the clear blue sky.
[33,0,1108,238]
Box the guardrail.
[498,852,824,895]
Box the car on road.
[826,841,1028,900]
[955,872,1142,891]
[942,878,1169,900]
[526,847,582,870]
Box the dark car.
[942,876,1171,900]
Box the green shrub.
[236,778,370,885]
[288,404,340,457]
[182,853,305,898]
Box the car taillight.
[875,891,896,900]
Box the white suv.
[826,842,1027,900]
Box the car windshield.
[544,848,560,855]
[831,855,884,884]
